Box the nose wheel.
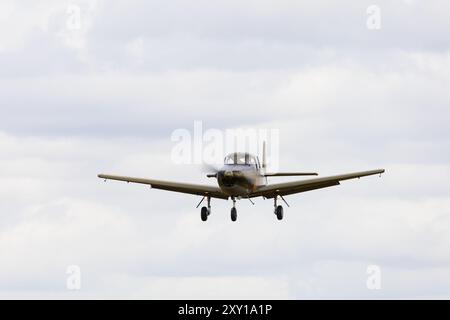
[231,207,237,221]
[230,197,237,222]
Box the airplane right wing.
[98,174,229,199]
[249,169,385,199]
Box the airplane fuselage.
[217,164,267,197]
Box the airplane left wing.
[98,174,229,199]
[249,169,385,199]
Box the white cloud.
[125,37,145,63]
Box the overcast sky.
[1,0,450,299]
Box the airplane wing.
[264,172,318,177]
[249,169,385,199]
[98,174,229,199]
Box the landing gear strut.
[230,197,237,222]
[200,196,211,222]
[274,196,283,220]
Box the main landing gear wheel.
[275,205,283,220]
[200,196,211,222]
[201,206,209,221]
[274,196,285,221]
[231,207,237,222]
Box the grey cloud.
[1,0,450,299]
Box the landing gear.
[201,206,209,221]
[275,205,283,220]
[200,196,211,222]
[231,207,237,221]
[274,196,284,220]
[230,197,237,222]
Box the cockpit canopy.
[224,152,259,167]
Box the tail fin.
[262,141,267,170]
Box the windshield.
[224,153,256,166]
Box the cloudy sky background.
[1,0,450,299]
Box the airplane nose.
[220,170,235,187]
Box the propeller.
[202,163,221,178]
[201,163,254,186]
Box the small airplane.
[98,142,385,222]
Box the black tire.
[276,205,283,220]
[201,206,208,221]
[231,207,237,222]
